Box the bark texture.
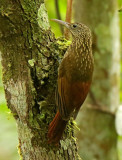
[0,0,80,159]
[73,0,120,160]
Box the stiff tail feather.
[48,111,67,144]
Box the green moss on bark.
[0,0,81,159]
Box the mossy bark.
[0,0,80,159]
[73,0,120,160]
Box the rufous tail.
[48,111,67,144]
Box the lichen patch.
[37,3,50,30]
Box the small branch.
[55,0,63,34]
[64,0,73,39]
[86,104,115,116]
[89,90,101,108]
[89,91,115,116]
[118,7,122,12]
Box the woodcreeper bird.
[48,19,94,144]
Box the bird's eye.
[73,24,77,28]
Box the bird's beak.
[51,19,70,29]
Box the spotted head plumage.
[51,19,92,47]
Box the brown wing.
[55,77,70,120]
[55,76,91,120]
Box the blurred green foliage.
[0,0,122,160]
[45,0,67,37]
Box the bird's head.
[51,19,91,40]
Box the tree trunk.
[73,0,120,160]
[0,0,80,159]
